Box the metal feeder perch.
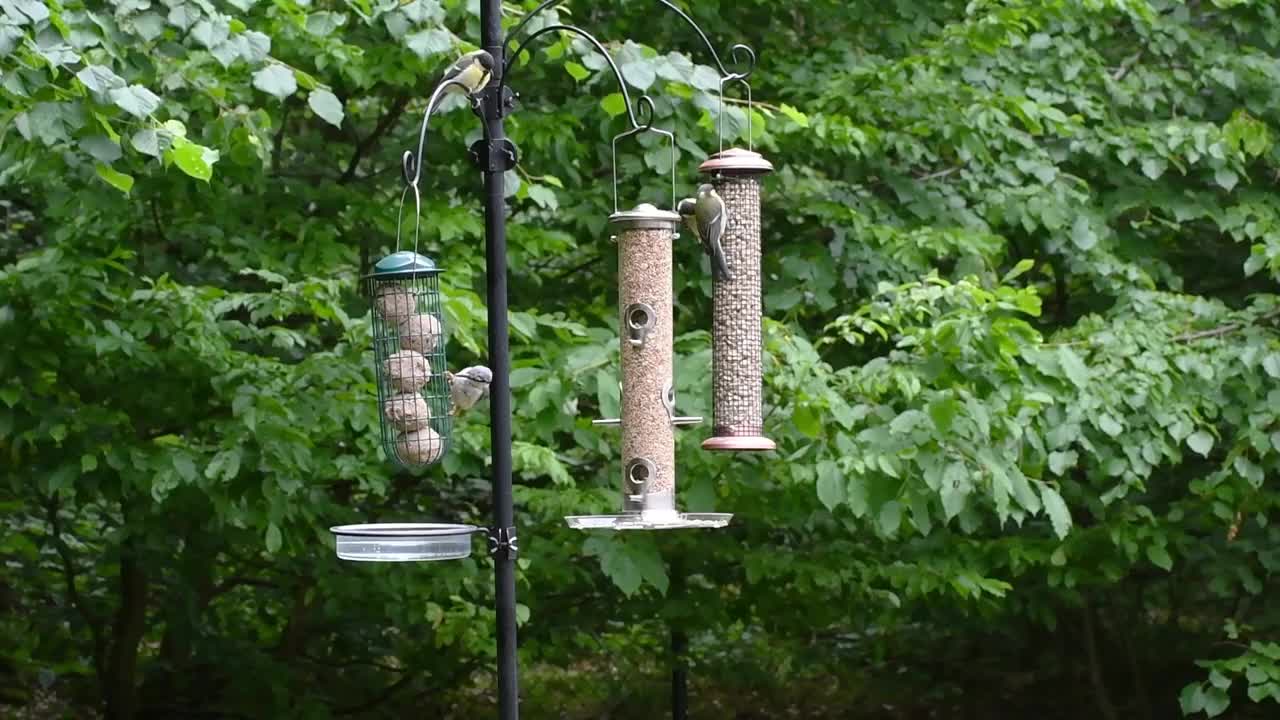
[697,147,775,452]
[368,251,452,468]
[565,120,731,531]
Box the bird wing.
[443,50,483,80]
[694,197,723,249]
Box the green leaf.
[878,500,902,535]
[939,462,969,521]
[94,163,134,194]
[601,93,627,118]
[167,137,219,182]
[1187,430,1215,457]
[1214,167,1239,192]
[689,65,719,91]
[265,524,282,553]
[110,85,162,118]
[584,535,666,596]
[1141,157,1166,180]
[1057,346,1089,388]
[1070,215,1097,251]
[1261,353,1280,379]
[564,61,589,81]
[1146,544,1173,571]
[1048,450,1077,475]
[779,103,809,127]
[205,448,242,481]
[82,136,123,164]
[1096,413,1123,437]
[252,64,297,100]
[131,129,162,157]
[1203,686,1230,717]
[889,409,926,435]
[173,454,198,482]
[406,28,453,58]
[927,398,960,434]
[816,460,844,511]
[76,64,125,95]
[307,89,344,128]
[1040,485,1072,538]
[792,404,822,438]
[81,454,97,472]
[1002,258,1034,282]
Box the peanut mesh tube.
[708,175,768,443]
[617,223,677,509]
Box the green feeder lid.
[372,251,441,279]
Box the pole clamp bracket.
[469,137,519,173]
[487,526,519,559]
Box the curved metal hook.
[394,182,422,255]
[502,0,757,82]
[503,0,567,54]
[401,76,481,189]
[506,23,649,131]
[651,0,756,81]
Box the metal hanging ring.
[611,115,676,213]
[716,75,755,153]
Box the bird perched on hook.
[446,365,493,416]
[441,50,496,96]
[678,185,733,281]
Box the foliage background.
[3,0,1280,718]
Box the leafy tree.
[2,0,1279,718]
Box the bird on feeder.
[678,185,733,281]
[441,50,495,96]
[446,365,493,415]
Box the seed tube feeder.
[699,148,775,452]
[367,251,452,469]
[566,204,730,531]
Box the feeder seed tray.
[330,523,477,562]
[564,511,732,531]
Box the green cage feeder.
[366,251,452,469]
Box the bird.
[441,50,495,96]
[446,365,493,416]
[681,184,733,281]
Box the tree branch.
[1174,307,1280,343]
[1082,602,1119,720]
[915,166,962,181]
[272,100,294,174]
[340,93,411,185]
[45,495,108,686]
[1111,51,1142,81]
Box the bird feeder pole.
[477,2,520,718]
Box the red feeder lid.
[699,147,775,175]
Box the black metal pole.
[671,627,688,720]
[479,0,518,718]
[670,557,688,720]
